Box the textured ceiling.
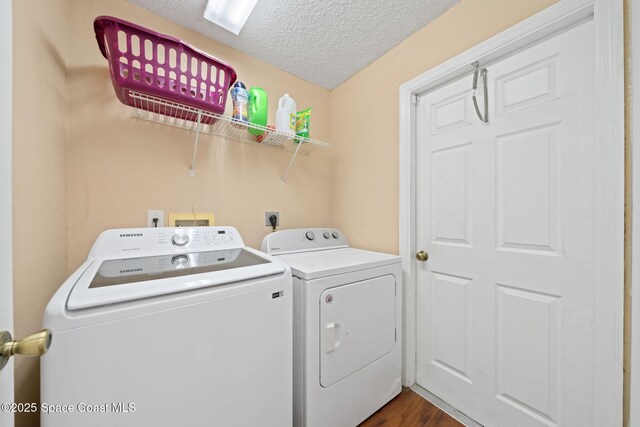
[128,0,459,89]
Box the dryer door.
[319,274,396,387]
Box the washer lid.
[274,248,400,280]
[67,247,285,310]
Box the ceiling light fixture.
[203,0,259,35]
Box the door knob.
[0,329,52,370]
[416,250,429,262]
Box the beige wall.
[12,1,68,426]
[66,0,332,270]
[14,0,331,426]
[330,0,558,255]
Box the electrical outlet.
[147,210,165,228]
[265,211,280,227]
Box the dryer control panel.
[89,226,244,258]
[261,228,349,255]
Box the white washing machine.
[42,226,292,427]
[261,228,402,427]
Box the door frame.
[0,0,13,424]
[398,0,624,424]
[630,0,640,424]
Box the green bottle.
[248,87,268,135]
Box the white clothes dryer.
[261,228,402,427]
[42,226,292,427]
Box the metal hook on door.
[471,61,488,123]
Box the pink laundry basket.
[94,16,237,123]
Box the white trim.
[411,384,482,427]
[398,0,624,424]
[0,1,13,425]
[591,0,624,424]
[399,77,417,385]
[630,0,640,424]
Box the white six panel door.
[416,18,595,427]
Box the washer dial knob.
[305,231,316,241]
[332,231,339,239]
[323,232,330,239]
[171,254,189,266]
[171,233,189,246]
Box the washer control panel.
[89,226,244,258]
[261,228,349,255]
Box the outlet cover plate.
[265,211,280,226]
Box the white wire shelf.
[128,91,330,181]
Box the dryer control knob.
[323,232,330,239]
[171,234,189,246]
[332,231,339,239]
[305,231,316,241]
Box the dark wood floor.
[359,388,464,427]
